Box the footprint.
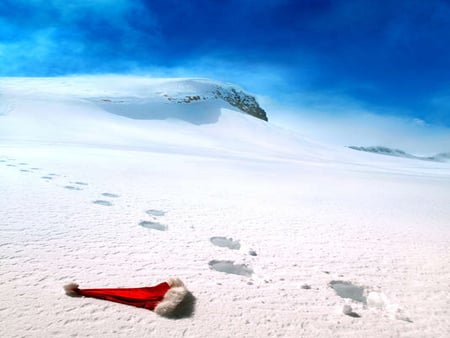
[74,182,88,186]
[30,168,40,170]
[139,221,167,231]
[20,169,30,172]
[145,209,166,217]
[19,163,28,165]
[92,200,113,206]
[7,164,16,167]
[208,260,253,277]
[48,173,59,176]
[101,193,120,198]
[41,176,53,180]
[210,237,241,250]
[329,281,366,303]
[64,186,82,191]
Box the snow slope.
[1,76,450,337]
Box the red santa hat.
[64,277,188,316]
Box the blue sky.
[1,0,450,148]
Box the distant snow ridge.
[348,146,450,162]
[348,146,413,158]
[430,152,450,162]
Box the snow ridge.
[0,76,268,122]
[348,146,450,162]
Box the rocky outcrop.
[213,87,268,122]
[161,82,269,122]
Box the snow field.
[1,143,449,337]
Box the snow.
[1,76,450,337]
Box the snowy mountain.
[0,76,338,162]
[0,76,267,124]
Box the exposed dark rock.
[213,87,268,122]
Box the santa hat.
[64,277,188,316]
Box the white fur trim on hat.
[154,278,188,316]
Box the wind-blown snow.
[1,76,449,337]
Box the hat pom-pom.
[64,283,80,297]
